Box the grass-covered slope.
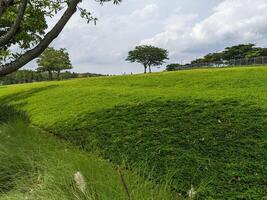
[0,106,174,200]
[0,66,267,199]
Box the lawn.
[0,66,266,199]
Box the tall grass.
[0,111,176,199]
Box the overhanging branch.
[0,0,80,76]
[0,0,28,47]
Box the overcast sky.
[25,0,267,74]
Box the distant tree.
[222,44,255,60]
[191,58,205,64]
[0,69,104,85]
[166,63,181,71]
[126,45,169,73]
[37,47,72,80]
[54,48,73,79]
[191,52,223,64]
[204,52,223,62]
[190,44,267,65]
[37,47,57,80]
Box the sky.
[25,0,267,75]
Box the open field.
[0,66,267,199]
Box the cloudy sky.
[26,0,267,74]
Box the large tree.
[37,47,72,80]
[0,0,121,77]
[126,45,169,73]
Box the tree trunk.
[48,71,52,80]
[149,65,152,73]
[57,70,60,80]
[144,65,147,74]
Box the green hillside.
[0,106,173,200]
[0,66,267,199]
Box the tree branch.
[0,0,81,76]
[0,0,28,47]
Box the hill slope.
[0,106,174,200]
[0,66,267,199]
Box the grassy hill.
[0,106,173,200]
[0,66,267,199]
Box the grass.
[0,106,175,199]
[53,99,267,199]
[0,66,267,198]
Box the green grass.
[0,66,267,199]
[0,106,174,199]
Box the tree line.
[166,44,267,71]
[191,44,267,64]
[0,69,104,85]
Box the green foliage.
[126,45,169,73]
[191,52,223,64]
[0,0,66,62]
[0,70,106,85]
[191,44,267,64]
[0,0,48,50]
[245,47,267,59]
[37,47,73,80]
[165,63,181,71]
[0,66,267,199]
[222,44,256,60]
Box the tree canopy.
[37,47,72,80]
[126,45,169,73]
[166,63,181,71]
[191,44,267,64]
[0,0,122,76]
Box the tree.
[0,0,122,77]
[222,44,255,60]
[166,63,181,71]
[37,47,72,80]
[189,44,267,65]
[126,45,169,73]
[191,52,223,64]
[54,48,73,79]
[37,47,57,80]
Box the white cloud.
[130,4,159,20]
[191,0,267,42]
[142,0,267,63]
[25,0,267,74]
[50,3,162,74]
